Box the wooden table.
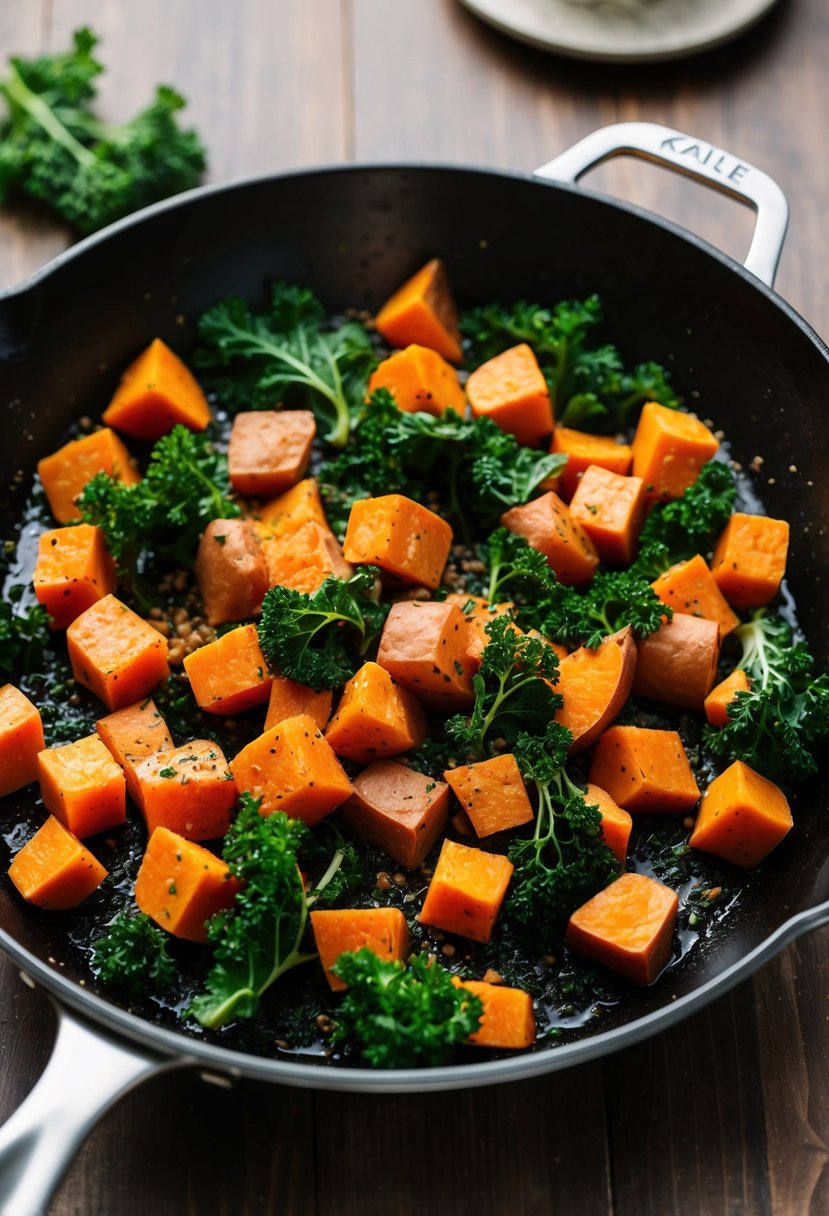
[1,1,828,1212]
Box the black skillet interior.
[1,165,829,1068]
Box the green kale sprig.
[704,612,829,787]
[460,295,678,433]
[331,949,483,1069]
[0,594,51,679]
[636,460,736,577]
[90,910,177,999]
[257,568,387,691]
[0,28,205,235]
[195,283,377,448]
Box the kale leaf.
[0,595,51,679]
[636,460,737,576]
[90,910,177,998]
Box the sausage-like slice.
[195,518,269,626]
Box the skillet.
[1,122,828,1216]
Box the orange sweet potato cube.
[376,601,474,711]
[374,258,463,364]
[9,816,108,910]
[569,465,647,566]
[0,684,45,797]
[419,838,514,943]
[566,872,679,985]
[96,698,174,805]
[133,740,235,841]
[631,402,719,502]
[453,978,536,1050]
[325,661,426,764]
[102,338,211,440]
[261,520,353,594]
[444,754,533,838]
[633,612,721,712]
[265,677,333,732]
[704,669,751,728]
[310,907,411,992]
[230,713,352,825]
[584,783,632,868]
[501,491,599,586]
[467,344,553,448]
[228,410,316,499]
[195,518,270,627]
[711,512,790,608]
[368,344,466,417]
[550,427,632,500]
[38,734,126,838]
[445,594,517,674]
[135,826,240,942]
[257,478,329,538]
[183,624,272,715]
[651,554,740,639]
[37,427,139,524]
[33,523,117,630]
[67,594,170,711]
[338,760,451,870]
[589,725,700,814]
[343,494,452,589]
[689,760,793,869]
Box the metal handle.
[0,991,177,1216]
[534,121,789,288]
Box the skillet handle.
[0,991,179,1216]
[534,121,789,288]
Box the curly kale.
[537,567,669,650]
[90,911,177,999]
[0,28,205,234]
[636,460,737,576]
[0,595,51,678]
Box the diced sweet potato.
[261,520,353,594]
[230,713,352,826]
[445,594,516,674]
[257,478,329,538]
[550,427,633,501]
[338,760,451,870]
[453,978,536,1050]
[566,872,679,985]
[501,491,599,586]
[33,523,118,630]
[711,512,790,608]
[631,403,719,502]
[343,494,452,589]
[135,826,240,942]
[689,760,793,869]
[102,338,211,439]
[376,600,474,711]
[67,594,170,711]
[228,410,316,499]
[265,677,333,732]
[183,624,272,715]
[589,725,700,814]
[569,466,647,566]
[466,344,554,447]
[443,754,533,838]
[9,816,107,910]
[651,554,740,639]
[419,838,514,944]
[584,782,632,867]
[555,628,637,752]
[310,907,410,992]
[633,612,721,712]
[133,740,235,841]
[96,698,174,805]
[374,258,462,364]
[0,684,45,797]
[367,344,466,417]
[195,518,270,627]
[325,661,426,764]
[37,427,139,524]
[38,734,126,838]
[704,669,751,728]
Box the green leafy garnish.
[0,28,205,235]
[636,460,737,577]
[0,596,51,678]
[257,569,388,691]
[90,910,177,998]
[331,949,484,1069]
[704,612,829,787]
[189,794,347,1030]
[195,283,377,448]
